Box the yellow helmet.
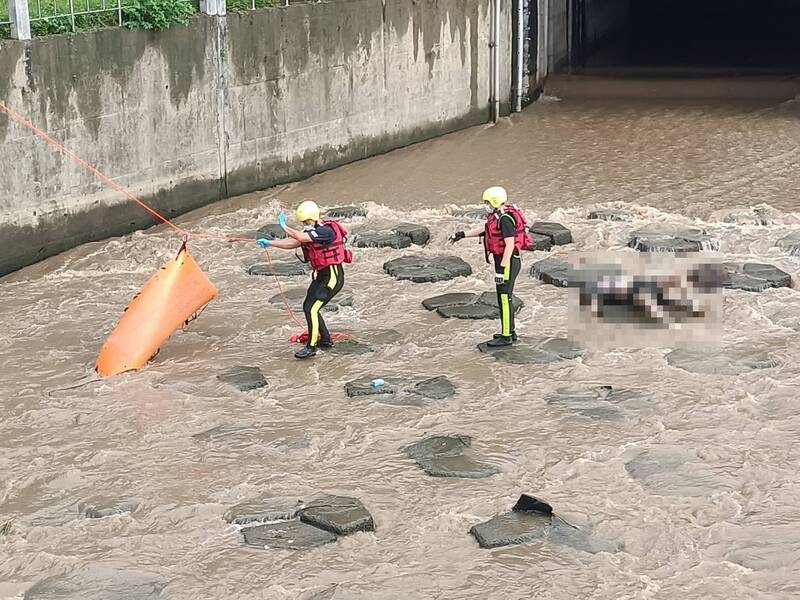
[295,200,320,223]
[482,186,507,209]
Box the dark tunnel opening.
[562,0,800,75]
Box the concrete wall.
[584,0,628,52]
[0,0,511,276]
[547,0,568,71]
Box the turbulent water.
[2,83,800,600]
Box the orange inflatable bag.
[96,243,218,377]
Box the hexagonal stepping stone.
[344,377,404,398]
[453,207,487,220]
[525,233,553,252]
[408,376,457,400]
[223,495,304,525]
[79,497,140,519]
[217,366,267,392]
[530,256,574,287]
[469,494,622,552]
[383,256,472,283]
[477,336,584,364]
[588,209,631,222]
[23,565,168,600]
[403,434,499,479]
[437,304,503,319]
[723,263,791,292]
[243,519,337,550]
[299,495,375,535]
[353,232,412,249]
[324,206,366,219]
[248,261,310,277]
[529,222,573,245]
[775,232,800,255]
[545,385,644,420]
[393,224,431,246]
[422,293,479,310]
[268,288,353,312]
[666,349,780,376]
[256,224,287,240]
[628,224,719,252]
[325,340,375,356]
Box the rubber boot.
[493,332,518,342]
[486,335,513,347]
[295,345,318,359]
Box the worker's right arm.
[260,238,302,250]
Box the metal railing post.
[9,0,32,40]
[200,0,227,16]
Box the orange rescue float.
[96,244,218,377]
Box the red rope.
[0,100,307,336]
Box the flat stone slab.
[325,340,375,355]
[224,496,304,525]
[248,261,310,277]
[79,497,140,519]
[477,336,584,364]
[545,385,647,420]
[666,349,780,376]
[242,519,337,550]
[23,565,168,600]
[217,366,267,392]
[628,224,719,252]
[393,223,431,246]
[453,207,487,219]
[422,293,479,310]
[530,256,626,288]
[529,222,573,245]
[268,287,353,312]
[527,233,553,251]
[344,376,456,403]
[403,434,499,479]
[383,256,472,283]
[424,291,524,320]
[625,446,739,497]
[353,232,412,249]
[588,209,632,222]
[723,263,791,292]
[324,206,366,219]
[775,231,800,255]
[299,495,375,535]
[256,224,287,240]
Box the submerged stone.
[299,495,375,536]
[325,340,375,355]
[477,336,584,365]
[393,223,431,246]
[344,375,456,403]
[417,455,500,479]
[403,434,472,459]
[453,207,487,220]
[409,376,457,400]
[529,222,573,245]
[344,377,403,398]
[191,424,308,451]
[714,206,772,226]
[723,263,791,292]
[79,497,140,519]
[353,232,412,249]
[256,224,287,240]
[588,209,631,222]
[23,565,167,600]
[242,519,337,550]
[545,385,635,420]
[775,231,800,255]
[248,261,309,277]
[422,292,479,310]
[628,224,718,253]
[324,206,366,219]
[223,496,304,524]
[217,366,267,392]
[666,349,780,376]
[383,256,472,283]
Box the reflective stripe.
[309,299,325,346]
[500,293,511,336]
[328,265,338,289]
[503,261,511,281]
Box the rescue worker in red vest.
[256,200,352,359]
[449,186,531,347]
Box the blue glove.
[494,272,505,286]
[277,212,287,230]
[256,238,272,249]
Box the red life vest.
[302,220,354,271]
[484,204,532,255]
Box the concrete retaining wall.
[0,0,511,276]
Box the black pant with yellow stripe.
[493,253,521,337]
[303,264,345,347]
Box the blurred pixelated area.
[567,252,725,349]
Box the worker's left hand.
[256,238,272,249]
[277,212,287,230]
[494,272,505,286]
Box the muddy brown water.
[2,83,800,599]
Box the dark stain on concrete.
[160,15,208,108]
